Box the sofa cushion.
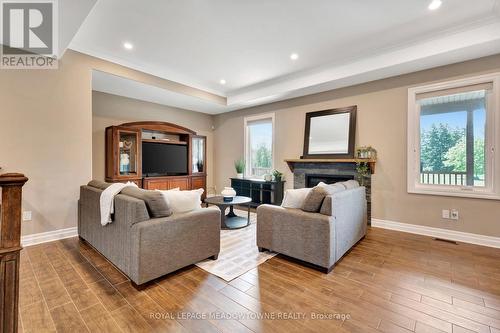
[319,181,361,216]
[87,180,112,190]
[157,188,204,214]
[281,188,312,209]
[317,181,346,195]
[340,180,360,189]
[302,186,328,212]
[121,187,173,218]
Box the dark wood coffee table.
[204,196,252,230]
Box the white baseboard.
[21,227,78,247]
[371,219,500,249]
[21,220,500,249]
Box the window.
[244,113,275,178]
[408,74,500,199]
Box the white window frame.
[407,73,500,200]
[244,113,275,178]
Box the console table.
[0,173,28,333]
[230,178,285,207]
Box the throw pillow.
[317,181,346,195]
[121,187,172,218]
[302,186,328,212]
[320,196,333,216]
[281,188,312,209]
[157,188,204,213]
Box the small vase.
[221,187,236,197]
[236,173,244,179]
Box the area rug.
[196,210,276,281]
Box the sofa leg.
[211,254,219,260]
[258,247,266,252]
[323,264,334,274]
[131,281,147,291]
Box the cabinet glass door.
[192,136,206,174]
[118,131,138,176]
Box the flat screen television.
[142,142,188,176]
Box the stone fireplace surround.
[290,162,371,224]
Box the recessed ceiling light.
[123,42,134,50]
[290,53,299,60]
[428,0,442,10]
[219,79,226,85]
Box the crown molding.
[227,20,500,108]
[73,14,500,114]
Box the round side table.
[204,196,252,230]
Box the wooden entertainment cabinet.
[105,121,206,195]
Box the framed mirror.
[302,106,357,159]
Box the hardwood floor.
[18,227,500,333]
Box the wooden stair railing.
[0,173,28,333]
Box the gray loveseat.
[256,185,367,273]
[78,181,220,285]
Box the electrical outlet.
[450,209,459,220]
[23,211,32,221]
[441,209,450,219]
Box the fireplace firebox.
[306,174,354,188]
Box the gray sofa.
[78,182,221,285]
[256,185,367,273]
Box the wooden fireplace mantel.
[284,158,377,174]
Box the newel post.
[0,173,28,333]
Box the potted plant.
[234,159,245,178]
[272,169,283,182]
[356,162,370,186]
[356,146,367,158]
[366,146,377,159]
[356,146,377,159]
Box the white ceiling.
[59,0,98,56]
[71,0,500,114]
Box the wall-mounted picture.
[302,106,357,159]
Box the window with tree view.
[408,75,500,199]
[245,114,274,178]
[419,90,487,187]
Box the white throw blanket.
[100,182,138,226]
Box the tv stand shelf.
[141,139,188,145]
[105,121,207,196]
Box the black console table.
[230,178,285,207]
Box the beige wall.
[213,54,500,238]
[92,91,214,189]
[3,47,500,239]
[0,50,216,236]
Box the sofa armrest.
[78,185,150,277]
[257,204,333,268]
[330,187,367,261]
[129,207,221,284]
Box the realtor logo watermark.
[1,0,58,69]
